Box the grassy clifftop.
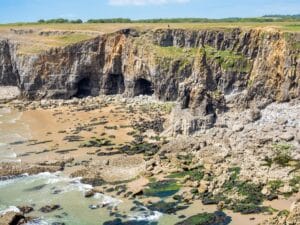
[0,22,299,55]
[1,21,300,31]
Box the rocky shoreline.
[0,94,299,225]
[0,26,299,224]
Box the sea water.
[0,172,120,224]
[0,107,29,162]
[0,172,173,225]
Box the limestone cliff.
[0,40,19,86]
[0,28,299,134]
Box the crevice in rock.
[74,77,92,98]
[133,78,154,96]
[0,41,20,86]
[102,74,125,95]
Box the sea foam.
[0,206,20,215]
[94,192,122,207]
[129,207,162,222]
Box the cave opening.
[104,74,125,95]
[134,78,154,96]
[74,77,92,98]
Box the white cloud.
[109,0,190,6]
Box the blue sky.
[0,0,299,23]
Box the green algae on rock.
[144,179,181,198]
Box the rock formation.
[0,28,299,134]
[261,199,300,225]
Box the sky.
[0,0,299,23]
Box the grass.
[1,21,300,31]
[289,176,300,193]
[137,102,176,114]
[262,143,294,167]
[54,34,93,45]
[2,21,299,55]
[154,45,199,58]
[268,180,284,193]
[17,33,94,55]
[204,45,251,73]
[152,45,198,71]
[153,44,252,73]
[272,143,293,167]
[282,24,300,32]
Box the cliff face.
[0,40,19,86]
[0,28,299,134]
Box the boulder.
[280,133,295,142]
[17,206,34,214]
[248,108,261,122]
[84,190,95,198]
[39,205,61,213]
[286,200,300,224]
[0,212,25,225]
[198,180,209,194]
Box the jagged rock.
[0,86,20,103]
[0,212,25,225]
[286,200,300,224]
[0,28,299,134]
[198,180,209,194]
[232,124,244,132]
[297,132,300,144]
[248,108,262,122]
[0,163,62,178]
[261,199,300,225]
[84,190,95,198]
[280,133,295,142]
[39,205,61,213]
[17,206,34,214]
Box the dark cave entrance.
[134,78,154,96]
[74,77,92,98]
[104,74,125,95]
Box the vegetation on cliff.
[24,15,300,25]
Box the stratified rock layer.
[0,28,299,134]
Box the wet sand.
[19,104,134,163]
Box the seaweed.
[144,179,181,198]
[147,201,188,214]
[168,166,204,181]
[175,211,232,225]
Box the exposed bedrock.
[0,40,19,86]
[0,28,299,134]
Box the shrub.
[273,143,293,167]
[268,180,284,193]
